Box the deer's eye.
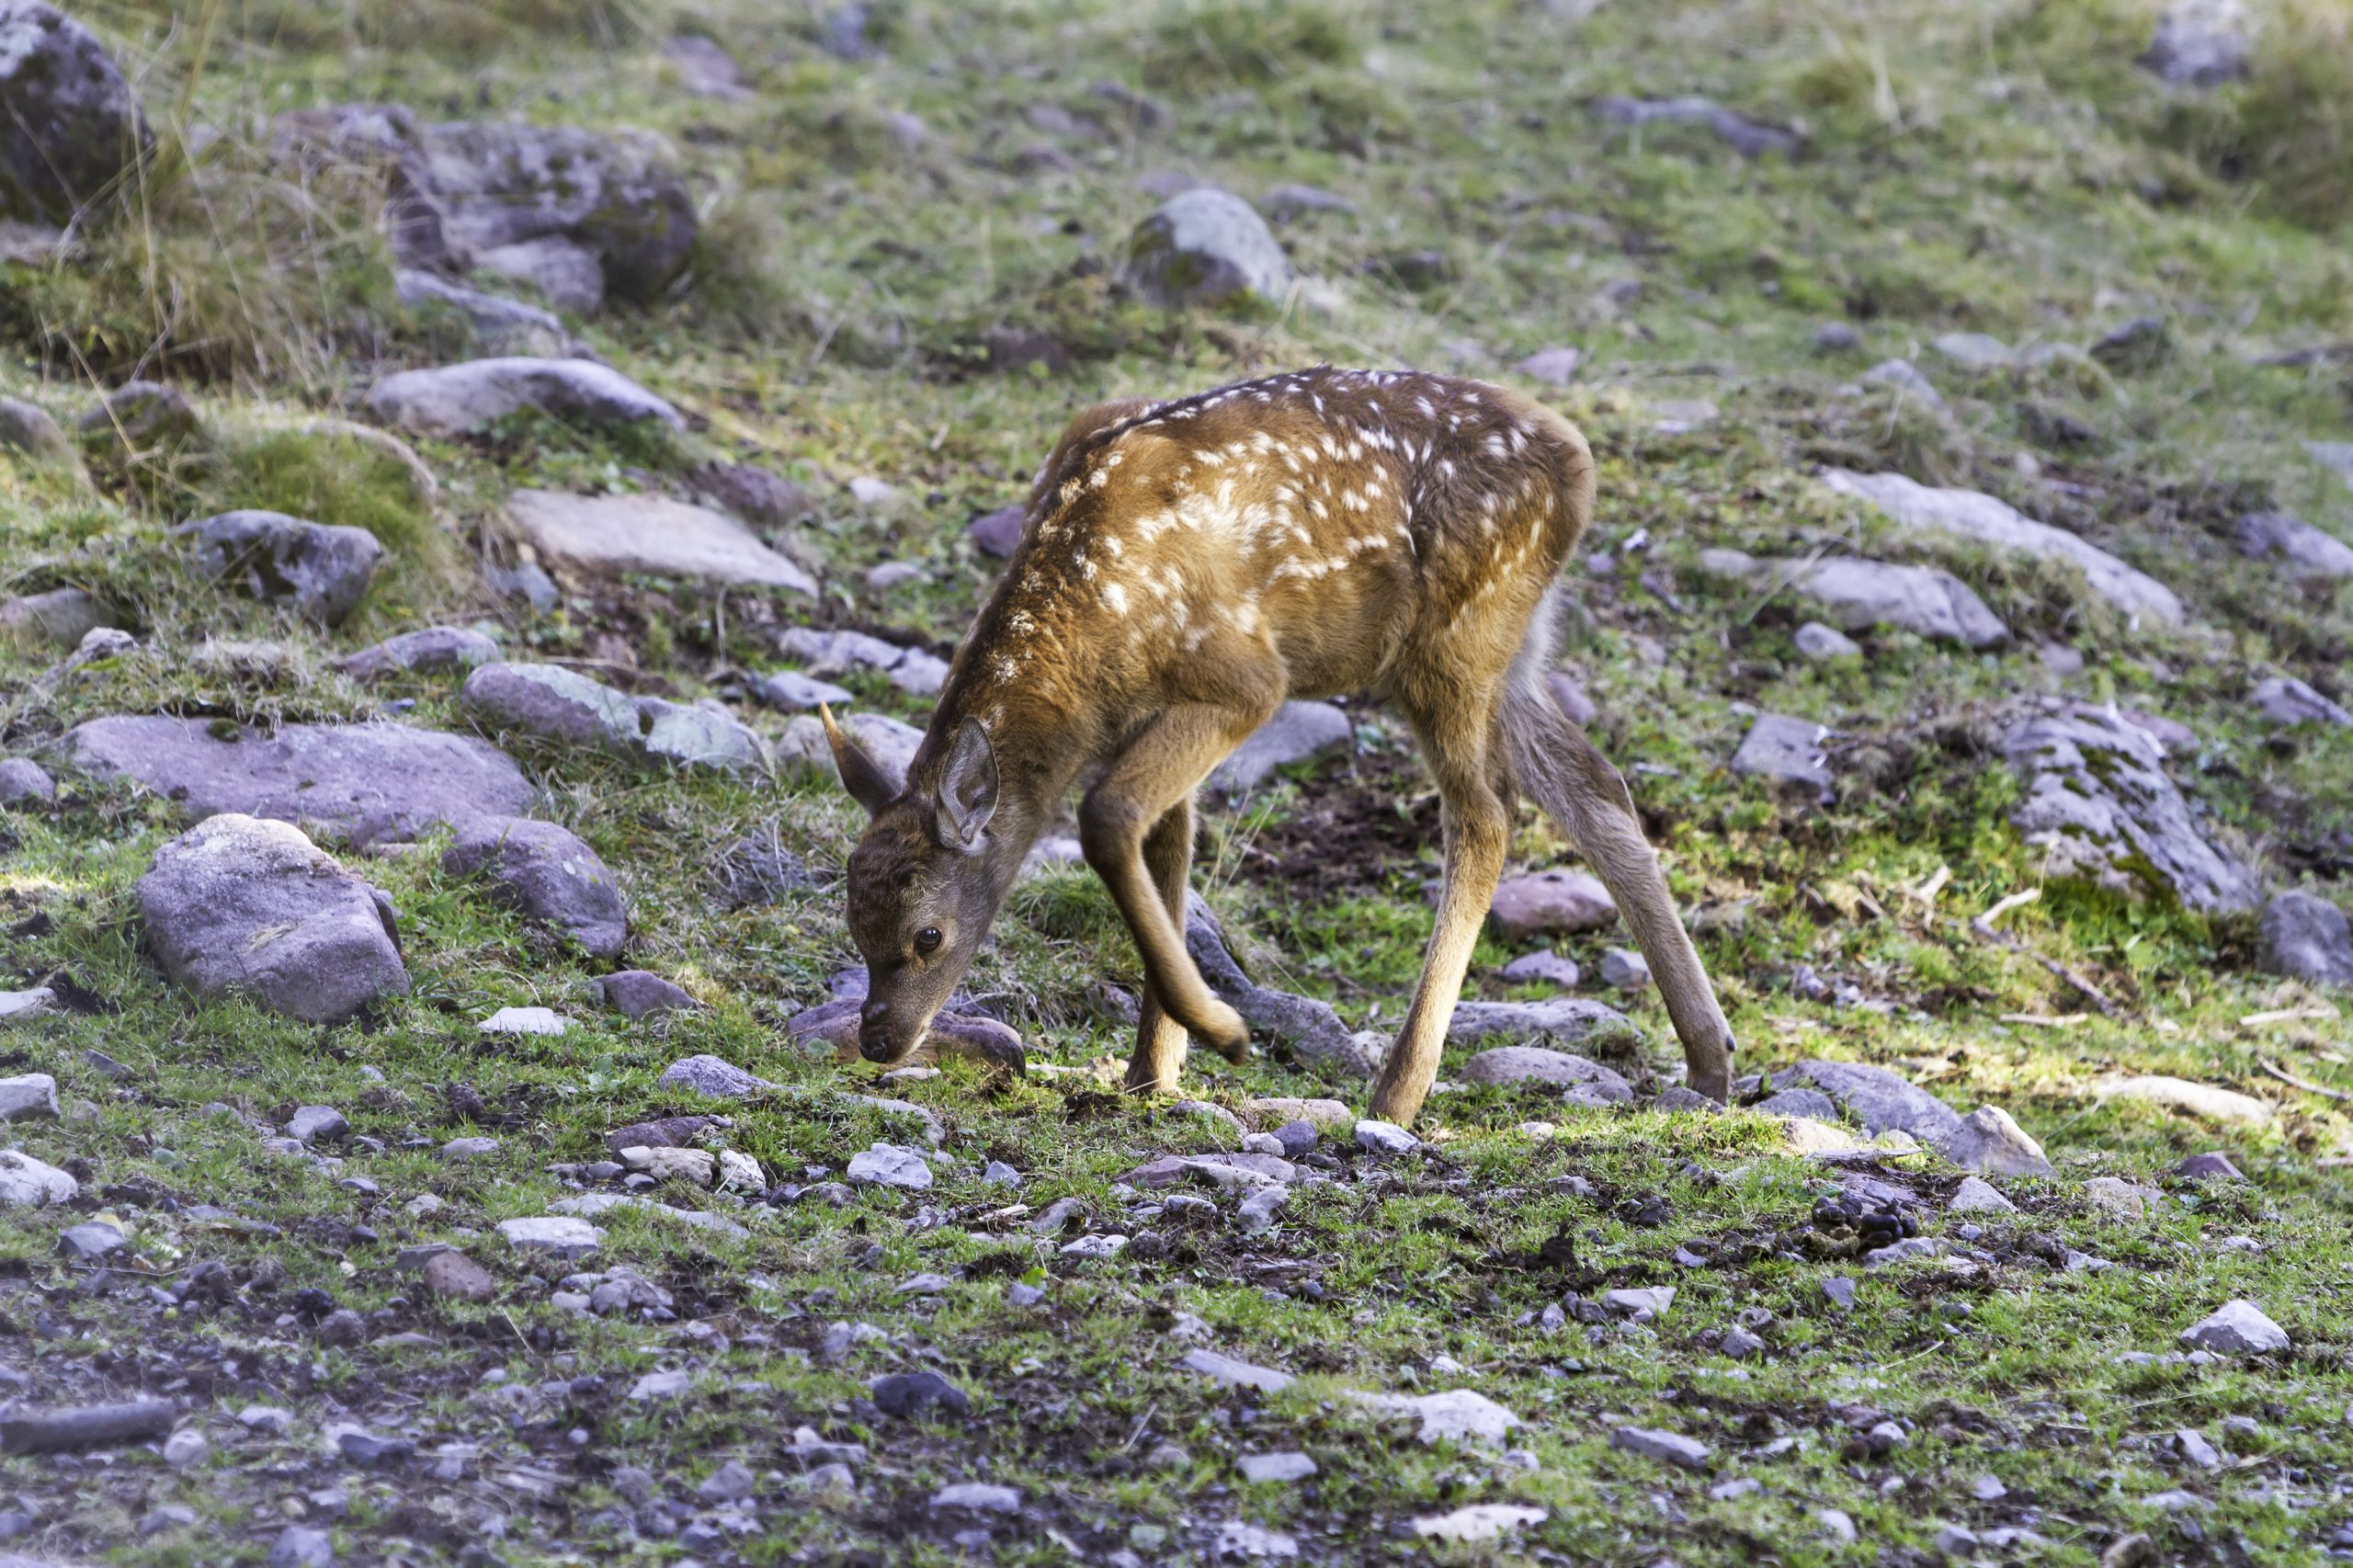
[915,926,943,956]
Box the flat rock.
[396,269,574,356]
[1349,1388,1519,1447]
[1125,187,1293,309]
[596,970,699,1017]
[1410,1504,1548,1542]
[548,1192,748,1239]
[847,1142,932,1189]
[0,1074,57,1120]
[1,585,106,648]
[1932,331,2015,369]
[1943,1105,2053,1177]
[2094,1074,2273,1126]
[2234,511,2353,579]
[2250,676,2352,728]
[1796,621,1862,660]
[1488,868,1616,939]
[1181,1348,1293,1392]
[1595,94,1798,156]
[1823,469,2186,627]
[176,510,381,627]
[1699,548,2010,648]
[1500,950,1580,988]
[335,627,498,682]
[1207,701,1351,795]
[1790,1060,1962,1147]
[2257,892,2353,986]
[2004,704,2262,913]
[0,1150,75,1207]
[1611,1425,1712,1470]
[507,489,814,594]
[1950,1176,2017,1213]
[1731,713,1833,791]
[752,668,852,710]
[1459,1047,1632,1106]
[496,1216,602,1258]
[1756,1086,1839,1120]
[479,1005,565,1035]
[1245,1096,1355,1131]
[777,626,948,697]
[1186,896,1374,1074]
[364,358,681,438]
[779,710,925,791]
[62,715,533,841]
[1516,347,1584,386]
[443,815,627,959]
[461,662,767,772]
[138,813,407,1024]
[2179,1299,2288,1354]
[1449,996,1637,1049]
[658,1054,778,1099]
[930,1482,1019,1514]
[419,1251,494,1302]
[1355,1119,1423,1155]
[1238,1451,1316,1483]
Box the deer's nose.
[858,1002,904,1063]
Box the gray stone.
[1949,1176,2017,1214]
[62,715,533,841]
[1814,322,1862,353]
[1944,1105,2053,1177]
[930,1482,1020,1515]
[496,1216,602,1258]
[286,1105,348,1144]
[1515,347,1584,386]
[1260,182,1353,219]
[0,1150,74,1206]
[778,626,948,696]
[2258,891,2353,986]
[0,1,151,226]
[1235,1186,1288,1233]
[1931,332,2015,369]
[76,380,200,454]
[1699,549,2010,649]
[1731,713,1833,791]
[137,814,408,1024]
[0,395,68,462]
[0,759,52,805]
[0,585,105,647]
[779,710,925,791]
[597,970,699,1017]
[550,1192,748,1239]
[968,505,1025,558]
[1598,947,1651,990]
[1863,1236,1946,1267]
[461,662,767,772]
[2308,440,2353,486]
[1790,1060,1963,1146]
[0,1074,56,1120]
[2003,705,2262,912]
[2174,1151,2244,1181]
[1602,1285,1675,1321]
[479,1005,565,1036]
[395,270,574,357]
[335,626,498,683]
[59,1219,124,1260]
[507,489,814,593]
[1459,1047,1632,1106]
[176,511,381,627]
[1824,470,2187,628]
[2083,1175,2151,1220]
[754,669,853,710]
[1610,1425,1712,1470]
[419,1250,494,1302]
[1488,869,1615,940]
[2142,0,2248,85]
[847,1142,931,1189]
[1594,95,1797,156]
[1183,1348,1292,1392]
[1499,950,1580,988]
[443,815,628,959]
[1348,1388,1520,1447]
[2179,1299,2288,1354]
[1207,700,1351,795]
[2235,511,2353,579]
[2250,676,2352,728]
[2174,1427,2222,1469]
[1755,1086,1839,1120]
[1125,187,1293,309]
[1859,358,1948,412]
[1449,995,1638,1049]
[1794,621,1862,661]
[1355,1119,1423,1156]
[658,1053,778,1099]
[1185,895,1375,1075]
[2094,1074,2273,1126]
[1238,1451,1316,1483]
[476,236,602,312]
[269,1525,335,1568]
[364,358,681,438]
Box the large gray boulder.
[443,815,627,959]
[1458,1047,1633,1106]
[176,510,382,627]
[2003,704,2262,913]
[1731,713,1833,792]
[411,121,697,308]
[0,1,150,226]
[1822,470,2186,629]
[1125,188,1294,310]
[508,489,815,593]
[62,715,534,841]
[461,662,767,772]
[2258,891,2353,987]
[2234,512,2353,580]
[138,813,409,1023]
[363,358,681,439]
[1788,1060,1963,1146]
[1699,549,2010,649]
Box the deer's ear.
[821,705,897,818]
[934,720,998,853]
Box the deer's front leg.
[1366,760,1511,1127]
[1082,705,1265,1062]
[1123,798,1196,1096]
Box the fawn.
[823,366,1735,1123]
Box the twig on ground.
[2257,1058,2353,1103]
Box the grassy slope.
[3,0,2352,1562]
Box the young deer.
[823,366,1735,1123]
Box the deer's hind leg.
[1123,796,1197,1096]
[1366,694,1514,1127]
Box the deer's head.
[824,708,1004,1065]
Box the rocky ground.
[3,0,2352,1562]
